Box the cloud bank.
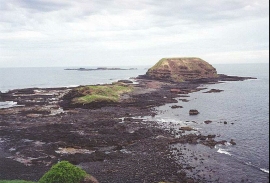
[0,0,269,67]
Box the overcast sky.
[0,0,269,67]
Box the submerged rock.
[146,57,218,82]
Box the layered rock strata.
[146,57,218,82]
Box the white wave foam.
[260,168,269,174]
[217,148,232,156]
[67,85,79,88]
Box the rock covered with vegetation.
[60,82,134,109]
[146,57,218,82]
[39,161,98,183]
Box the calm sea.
[151,63,269,182]
[0,63,269,182]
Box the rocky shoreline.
[0,74,255,182]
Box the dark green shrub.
[38,161,86,183]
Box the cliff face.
[146,57,218,82]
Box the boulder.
[146,57,218,82]
[189,109,199,115]
[171,105,183,109]
[230,139,236,145]
[204,120,212,124]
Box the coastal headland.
[0,58,256,182]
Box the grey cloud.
[144,0,269,27]
[14,0,72,12]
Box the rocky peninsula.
[0,58,256,182]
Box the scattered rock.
[204,120,212,124]
[203,89,224,93]
[189,109,199,115]
[178,95,190,97]
[207,135,216,139]
[230,139,236,145]
[179,99,189,102]
[171,105,183,109]
[117,80,133,84]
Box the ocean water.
[0,66,149,93]
[0,63,269,182]
[151,63,269,182]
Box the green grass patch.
[72,84,133,104]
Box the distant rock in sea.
[145,57,218,82]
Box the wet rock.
[179,99,189,102]
[171,105,183,109]
[204,120,212,124]
[230,139,236,145]
[178,95,190,97]
[203,89,224,93]
[117,80,133,84]
[124,117,133,121]
[189,109,199,115]
[207,135,216,139]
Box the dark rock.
[189,109,199,115]
[207,135,216,139]
[230,139,236,145]
[179,99,189,102]
[171,105,183,109]
[204,120,212,124]
[117,80,133,84]
[203,89,224,93]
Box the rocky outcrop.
[189,109,199,115]
[146,58,218,82]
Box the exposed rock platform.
[0,72,256,182]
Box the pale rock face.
[146,58,218,82]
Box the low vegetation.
[39,161,87,183]
[72,83,133,104]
